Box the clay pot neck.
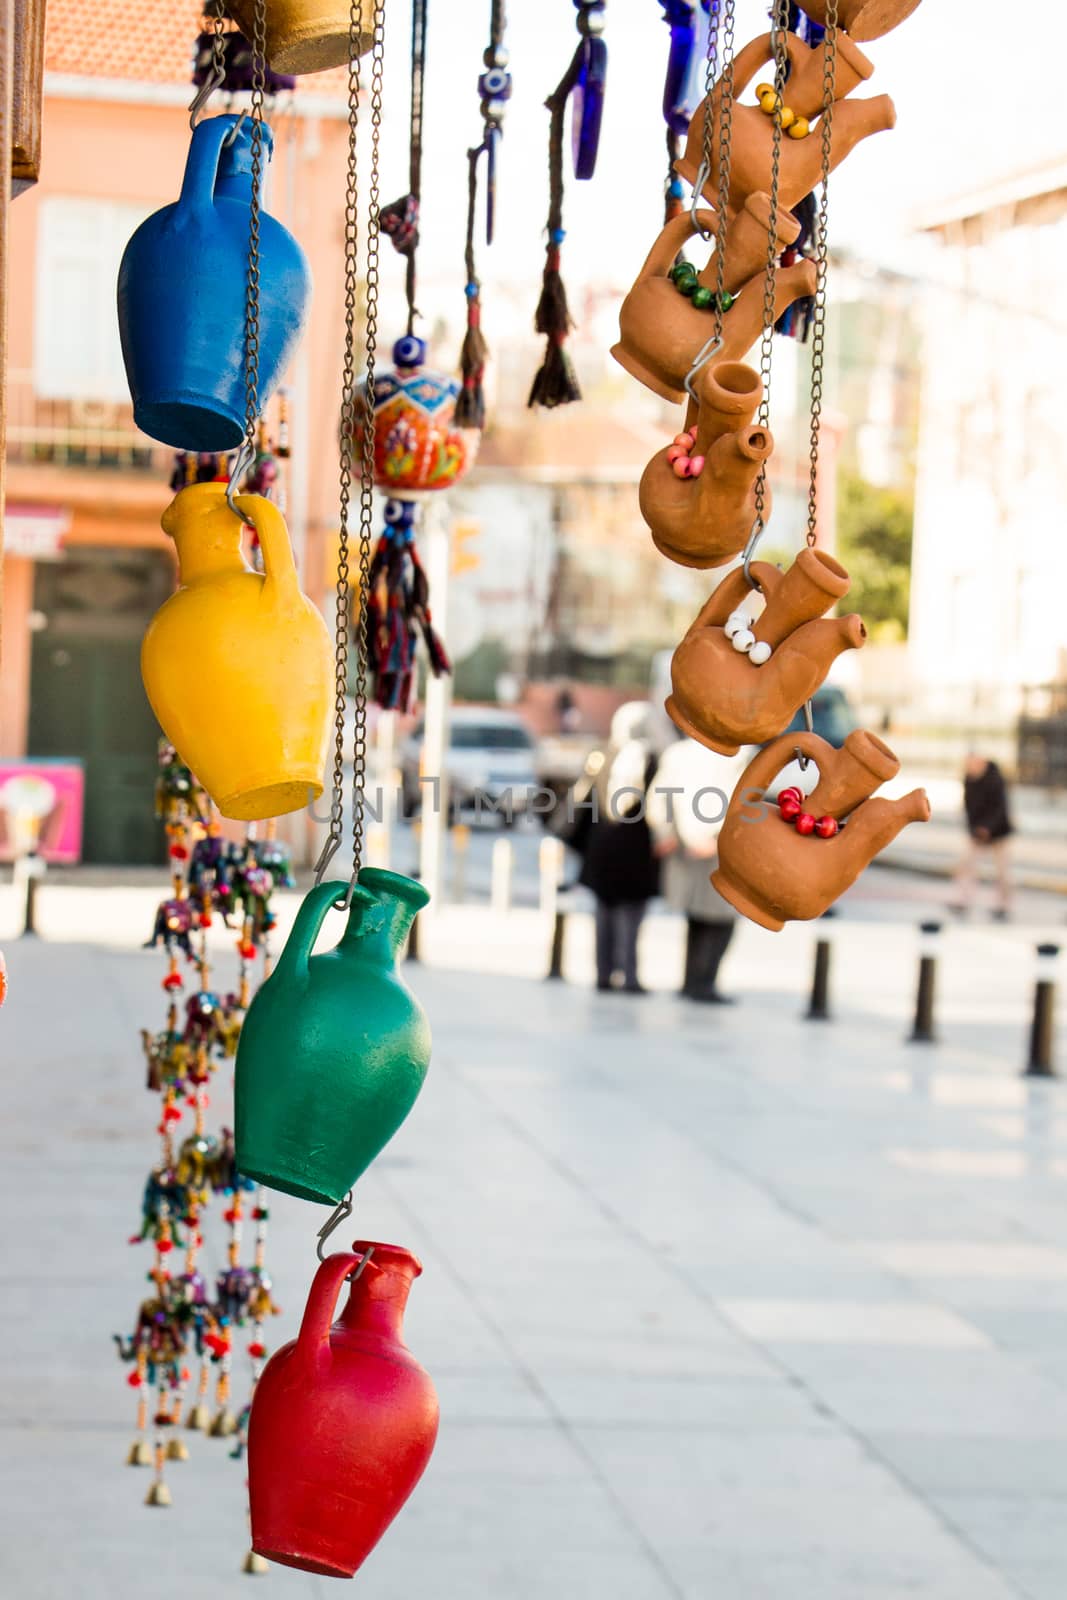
[163,485,250,583]
[337,1242,421,1342]
[338,870,428,965]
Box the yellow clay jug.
[142,483,332,822]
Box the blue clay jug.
[117,114,311,451]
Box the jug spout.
[352,868,430,958]
[339,1241,422,1344]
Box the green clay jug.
[235,869,431,1205]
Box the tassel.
[455,286,488,430]
[528,238,582,409]
[363,504,451,713]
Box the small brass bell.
[242,1551,270,1576]
[209,1408,237,1438]
[145,1480,173,1508]
[185,1401,211,1431]
[166,1437,190,1462]
[126,1439,153,1467]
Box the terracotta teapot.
[235,871,431,1206]
[667,550,866,753]
[248,1243,439,1577]
[801,0,922,40]
[676,30,895,218]
[639,361,773,568]
[613,195,814,404]
[712,729,930,929]
[224,0,373,74]
[141,483,331,821]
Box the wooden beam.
[11,0,44,193]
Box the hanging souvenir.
[192,10,295,96]
[454,0,511,428]
[639,359,773,567]
[527,0,608,408]
[365,497,450,714]
[118,113,310,451]
[248,1244,439,1576]
[798,0,921,40]
[658,1,710,224]
[140,484,332,821]
[712,730,930,928]
[234,872,431,1206]
[666,550,866,753]
[369,341,476,496]
[224,0,375,75]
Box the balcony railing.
[6,370,171,474]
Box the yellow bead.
[779,105,796,130]
[788,117,810,139]
[754,82,774,100]
[758,90,778,114]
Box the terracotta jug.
[639,361,773,567]
[141,484,331,821]
[676,30,895,217]
[801,0,922,40]
[235,871,431,1206]
[711,729,930,929]
[225,0,374,75]
[248,1243,439,1577]
[667,550,866,752]
[613,195,814,403]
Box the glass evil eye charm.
[571,2,607,180]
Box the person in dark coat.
[572,703,659,994]
[950,754,1014,919]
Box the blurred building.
[1,0,351,861]
[908,159,1067,741]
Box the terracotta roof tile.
[45,0,347,97]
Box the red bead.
[795,813,816,836]
[169,844,189,861]
[223,1207,238,1224]
[162,973,183,992]
[239,942,257,960]
[128,1234,143,1246]
[154,1411,173,1427]
[199,913,213,928]
[779,796,802,822]
[156,1239,174,1254]
[164,1106,182,1123]
[127,1372,143,1388]
[815,815,839,839]
[779,786,804,808]
[181,1367,191,1383]
[248,1342,267,1359]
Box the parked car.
[399,707,539,823]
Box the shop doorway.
[28,547,173,864]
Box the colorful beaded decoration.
[777,785,841,838]
[668,259,737,312]
[754,82,810,139]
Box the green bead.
[671,262,697,286]
[719,291,735,311]
[691,286,713,311]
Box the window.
[34,196,151,401]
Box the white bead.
[724,611,748,640]
[731,628,755,654]
[748,639,772,666]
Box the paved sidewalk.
[3,892,1067,1599]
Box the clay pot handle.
[293,1252,366,1371]
[233,494,301,610]
[731,730,833,812]
[726,31,777,97]
[177,114,234,218]
[271,879,379,985]
[635,209,719,283]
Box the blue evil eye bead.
[478,66,512,104]
[384,498,416,529]
[392,334,426,370]
[571,33,607,180]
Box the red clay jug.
[248,1243,439,1578]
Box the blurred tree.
[452,637,512,701]
[836,473,914,641]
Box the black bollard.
[1025,943,1059,1078]
[546,908,566,981]
[21,856,40,938]
[908,920,942,1044]
[805,936,832,1021]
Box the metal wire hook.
[222,110,248,149]
[225,436,256,518]
[741,513,767,592]
[683,331,723,402]
[315,1193,376,1282]
[689,158,713,242]
[188,63,226,131]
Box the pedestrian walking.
[950,753,1014,920]
[649,738,752,1004]
[570,703,659,994]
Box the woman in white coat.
[648,738,753,1004]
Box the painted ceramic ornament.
[667,550,867,753]
[248,1243,439,1577]
[712,730,930,930]
[800,0,923,41]
[639,361,774,568]
[118,114,311,451]
[364,336,478,498]
[224,0,375,75]
[141,483,332,822]
[612,197,816,404]
[676,29,895,219]
[234,871,431,1206]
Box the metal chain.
[227,0,266,511]
[744,0,789,586]
[710,0,736,350]
[210,0,226,87]
[805,0,837,548]
[352,5,384,876]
